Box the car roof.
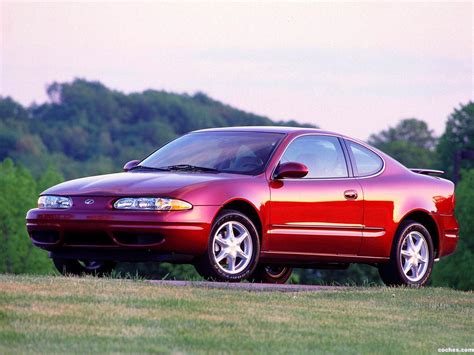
[194,126,343,136]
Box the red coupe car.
[26,127,459,286]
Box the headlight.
[113,197,192,211]
[38,195,72,209]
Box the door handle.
[344,190,358,200]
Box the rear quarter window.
[347,140,384,177]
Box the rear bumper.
[437,214,459,257]
[26,206,219,256]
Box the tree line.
[0,79,472,289]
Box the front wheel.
[53,258,116,276]
[194,210,260,282]
[378,220,434,287]
[250,265,293,284]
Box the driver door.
[268,135,364,256]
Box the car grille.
[63,231,115,246]
[113,232,164,246]
[31,230,164,247]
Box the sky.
[1,1,472,140]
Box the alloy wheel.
[212,221,253,275]
[78,260,106,271]
[399,231,429,282]
[264,266,288,278]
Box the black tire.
[378,220,434,287]
[250,265,293,284]
[194,209,260,282]
[53,258,116,277]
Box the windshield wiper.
[130,165,170,171]
[159,164,220,173]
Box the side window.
[280,135,348,178]
[347,141,383,177]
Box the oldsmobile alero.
[26,127,459,286]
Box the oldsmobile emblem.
[84,199,95,205]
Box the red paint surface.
[26,127,459,265]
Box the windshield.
[139,131,285,175]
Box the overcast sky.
[1,1,472,140]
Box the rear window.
[347,140,383,177]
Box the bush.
[431,169,474,290]
[0,158,62,274]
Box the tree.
[368,118,438,168]
[1,80,317,180]
[374,140,437,168]
[0,96,28,120]
[431,169,474,290]
[437,102,474,179]
[369,118,437,150]
[0,159,61,274]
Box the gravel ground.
[149,279,345,292]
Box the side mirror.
[274,162,308,179]
[123,160,140,172]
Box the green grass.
[0,275,472,354]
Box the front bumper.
[26,204,219,256]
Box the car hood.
[42,171,235,197]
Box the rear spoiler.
[410,168,445,176]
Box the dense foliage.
[368,118,438,168]
[0,80,472,289]
[0,79,315,179]
[0,159,61,274]
[431,169,474,290]
[437,102,474,178]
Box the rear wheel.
[250,265,293,284]
[53,258,116,276]
[194,210,260,282]
[378,220,434,286]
